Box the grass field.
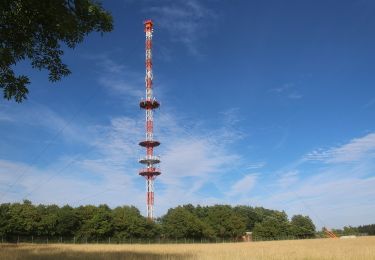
[1,236,374,259]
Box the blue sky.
[1,0,375,229]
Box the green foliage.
[290,215,316,238]
[75,204,113,239]
[233,206,280,231]
[0,201,324,241]
[5,200,40,237]
[331,224,375,236]
[0,0,113,102]
[2,201,374,241]
[358,224,375,235]
[36,204,59,236]
[112,206,159,239]
[56,205,79,236]
[342,226,359,235]
[162,207,214,239]
[203,205,246,238]
[252,211,292,240]
[0,203,10,236]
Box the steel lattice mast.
[139,19,161,220]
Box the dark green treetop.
[290,214,316,238]
[0,0,113,102]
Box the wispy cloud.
[304,132,375,163]
[0,100,244,216]
[146,0,217,56]
[258,132,375,228]
[0,158,141,207]
[277,170,299,188]
[264,170,375,228]
[2,104,375,226]
[269,83,294,93]
[0,108,13,122]
[363,97,375,109]
[246,162,266,170]
[0,101,88,144]
[228,174,258,197]
[269,83,303,100]
[89,54,144,100]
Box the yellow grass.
[1,236,375,259]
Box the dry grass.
[1,236,375,260]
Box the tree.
[204,205,246,238]
[162,207,214,239]
[112,206,156,239]
[342,226,359,236]
[252,211,292,240]
[290,215,316,238]
[7,200,40,238]
[75,204,113,240]
[0,203,11,238]
[0,0,113,102]
[36,204,59,236]
[358,224,375,235]
[233,206,277,231]
[74,204,97,239]
[0,201,322,242]
[56,205,79,237]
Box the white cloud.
[98,77,143,99]
[0,101,89,144]
[0,113,13,122]
[264,171,375,228]
[0,49,246,216]
[0,104,244,216]
[0,159,142,207]
[2,105,375,228]
[269,83,293,93]
[269,83,303,100]
[277,170,299,188]
[257,133,375,228]
[305,132,375,163]
[89,54,144,101]
[146,0,217,56]
[228,174,257,197]
[246,162,266,170]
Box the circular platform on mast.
[139,140,160,147]
[140,99,160,109]
[139,155,161,164]
[139,167,161,177]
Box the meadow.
[1,236,374,260]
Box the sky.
[1,0,375,229]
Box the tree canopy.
[0,0,113,102]
[0,201,323,242]
[290,214,316,238]
[330,224,375,236]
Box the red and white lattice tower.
[139,19,161,220]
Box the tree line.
[330,224,375,236]
[0,200,317,242]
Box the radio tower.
[139,19,161,220]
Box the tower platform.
[140,99,160,109]
[139,155,161,164]
[139,167,161,177]
[139,140,160,147]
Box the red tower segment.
[139,19,161,220]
